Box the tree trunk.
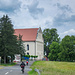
[11,55,14,63]
[11,56,13,63]
[4,56,6,64]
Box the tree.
[18,34,25,61]
[58,35,75,61]
[48,42,60,61]
[0,15,21,63]
[43,28,60,57]
[0,15,15,63]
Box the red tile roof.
[14,28,39,41]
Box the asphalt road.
[0,61,34,75]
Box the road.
[0,61,34,75]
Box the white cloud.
[53,13,75,27]
[52,2,75,27]
[0,0,21,12]
[0,11,6,17]
[60,29,75,39]
[27,0,44,19]
[0,0,75,40]
[56,3,72,13]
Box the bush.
[24,55,30,58]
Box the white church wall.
[36,41,44,59]
[23,42,36,56]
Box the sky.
[0,0,75,39]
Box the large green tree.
[48,42,60,61]
[58,35,75,61]
[0,15,24,63]
[0,15,15,63]
[43,28,60,57]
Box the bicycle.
[21,67,24,73]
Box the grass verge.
[0,63,16,66]
[28,61,75,75]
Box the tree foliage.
[0,15,16,63]
[58,35,75,61]
[43,28,75,62]
[0,15,25,63]
[43,28,60,57]
[48,42,60,61]
[18,34,25,61]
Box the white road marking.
[5,70,13,75]
[10,70,12,72]
[5,72,9,75]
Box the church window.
[27,44,29,50]
[27,52,29,55]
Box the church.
[14,27,44,60]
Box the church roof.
[14,28,39,41]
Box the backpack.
[21,65,24,68]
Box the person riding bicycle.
[26,61,28,66]
[20,61,25,73]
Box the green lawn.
[28,61,75,75]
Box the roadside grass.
[28,61,75,75]
[0,63,16,66]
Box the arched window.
[27,44,29,50]
[27,52,29,55]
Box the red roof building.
[14,28,39,41]
[14,27,44,60]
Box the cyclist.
[26,61,28,66]
[20,61,25,73]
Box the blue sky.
[0,0,75,39]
